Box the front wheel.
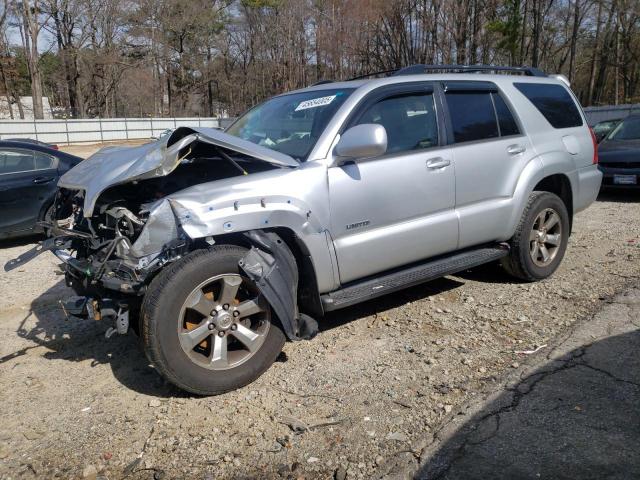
[141,246,285,395]
[501,191,570,281]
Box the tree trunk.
[568,0,580,84]
[0,60,14,119]
[531,0,541,67]
[587,0,603,105]
[21,0,44,119]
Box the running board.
[321,244,509,312]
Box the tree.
[14,0,47,118]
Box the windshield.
[607,117,640,140]
[226,88,354,161]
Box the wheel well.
[533,174,573,231]
[270,227,324,318]
[201,228,324,318]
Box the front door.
[328,85,458,284]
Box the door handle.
[507,144,526,155]
[33,176,54,184]
[426,157,451,169]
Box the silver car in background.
[6,64,602,395]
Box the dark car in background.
[592,118,621,143]
[597,115,640,188]
[4,138,60,150]
[0,140,82,239]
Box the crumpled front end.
[4,126,334,340]
[49,141,300,297]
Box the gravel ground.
[0,191,638,480]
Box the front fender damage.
[240,230,318,341]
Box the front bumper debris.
[3,237,72,272]
[59,295,131,338]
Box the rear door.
[442,81,534,248]
[0,148,58,234]
[328,83,458,283]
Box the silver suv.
[6,65,602,395]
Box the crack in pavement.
[422,347,588,480]
[417,293,640,480]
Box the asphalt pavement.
[414,286,640,480]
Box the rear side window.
[514,83,583,128]
[0,149,35,174]
[445,91,520,143]
[493,94,520,136]
[34,151,55,169]
[354,92,439,154]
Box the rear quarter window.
[446,92,499,143]
[514,83,583,128]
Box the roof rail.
[348,68,400,81]
[311,79,335,86]
[391,64,547,77]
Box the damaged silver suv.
[6,65,602,395]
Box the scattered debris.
[385,432,409,442]
[81,464,97,480]
[514,344,547,355]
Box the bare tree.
[16,0,47,118]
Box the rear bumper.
[574,165,603,213]
[598,164,640,188]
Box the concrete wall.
[0,117,234,145]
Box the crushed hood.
[58,126,299,216]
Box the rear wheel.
[501,191,570,281]
[141,246,285,395]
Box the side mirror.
[334,123,387,160]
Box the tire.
[141,245,286,395]
[41,203,55,237]
[501,191,570,282]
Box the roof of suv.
[287,70,568,96]
[298,74,566,93]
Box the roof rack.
[391,64,547,77]
[319,64,546,86]
[348,69,400,81]
[310,79,335,86]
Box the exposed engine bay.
[3,127,301,336]
[51,145,279,297]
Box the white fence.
[583,104,640,126]
[0,117,235,145]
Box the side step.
[321,244,509,312]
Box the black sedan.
[0,140,82,239]
[598,115,640,188]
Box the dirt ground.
[0,191,638,480]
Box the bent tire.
[501,191,570,282]
[141,246,285,395]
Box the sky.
[5,23,57,52]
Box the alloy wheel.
[529,208,562,267]
[178,274,270,370]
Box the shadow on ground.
[3,279,184,398]
[597,188,640,203]
[0,233,43,249]
[321,276,465,332]
[8,261,505,396]
[416,328,640,480]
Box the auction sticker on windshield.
[295,95,336,111]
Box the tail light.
[589,128,598,164]
[51,144,59,150]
